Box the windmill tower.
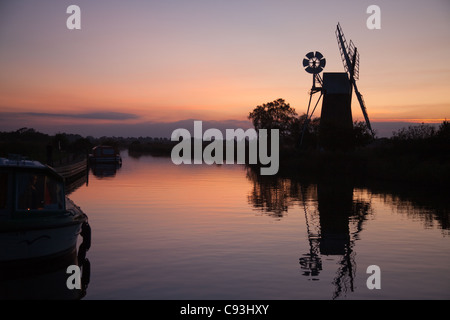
[300,23,374,150]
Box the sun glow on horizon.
[1,1,449,136]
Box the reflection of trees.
[246,167,300,219]
[246,167,372,299]
[369,184,450,236]
[247,165,449,297]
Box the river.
[45,152,450,299]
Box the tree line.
[248,98,449,151]
[0,127,172,164]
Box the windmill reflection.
[299,184,322,279]
[246,167,372,299]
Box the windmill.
[336,22,375,137]
[300,23,375,148]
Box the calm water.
[23,152,450,299]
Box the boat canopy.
[0,158,66,218]
[92,145,116,156]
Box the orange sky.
[0,0,449,136]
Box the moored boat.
[0,157,90,263]
[89,145,122,165]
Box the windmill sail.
[336,23,374,136]
[352,81,373,136]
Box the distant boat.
[89,145,122,165]
[0,157,90,263]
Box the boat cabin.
[0,157,88,264]
[89,145,122,164]
[0,158,66,219]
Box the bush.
[392,123,436,141]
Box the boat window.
[16,173,64,212]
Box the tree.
[298,113,320,149]
[353,121,375,147]
[248,98,298,139]
[437,120,450,140]
[70,137,93,154]
[53,133,69,151]
[392,123,436,141]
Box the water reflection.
[315,182,371,299]
[247,167,372,299]
[65,170,88,195]
[0,240,90,300]
[65,160,122,196]
[246,168,299,219]
[368,182,450,236]
[246,165,450,298]
[90,162,122,178]
[53,155,449,299]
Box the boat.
[0,157,90,264]
[89,145,122,165]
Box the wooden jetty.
[52,157,88,184]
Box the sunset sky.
[0,0,449,137]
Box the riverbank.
[276,150,448,187]
[2,127,448,187]
[126,136,449,187]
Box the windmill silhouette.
[300,23,375,149]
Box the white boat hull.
[0,158,90,265]
[0,222,83,262]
